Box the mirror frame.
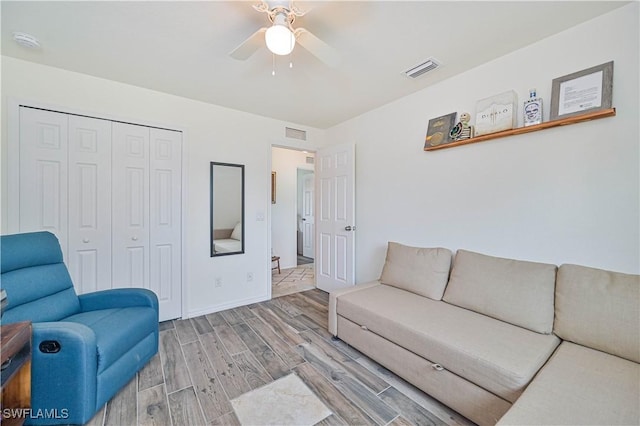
[210,162,245,257]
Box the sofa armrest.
[31,322,98,424]
[78,288,159,314]
[329,281,382,336]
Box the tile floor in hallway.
[272,263,315,298]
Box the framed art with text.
[550,61,613,121]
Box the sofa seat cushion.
[497,342,640,425]
[64,307,158,373]
[337,284,560,402]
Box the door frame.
[6,97,188,320]
[267,143,317,299]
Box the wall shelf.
[424,108,616,151]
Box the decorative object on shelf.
[523,88,543,127]
[425,112,457,148]
[550,61,613,120]
[475,90,518,136]
[449,112,475,141]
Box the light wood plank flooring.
[86,289,473,426]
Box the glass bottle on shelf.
[523,88,543,126]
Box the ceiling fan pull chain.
[272,53,276,76]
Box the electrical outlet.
[215,277,222,288]
[247,272,254,282]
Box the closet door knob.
[82,238,90,243]
[132,236,138,241]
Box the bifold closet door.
[112,123,182,320]
[112,122,150,290]
[17,109,182,321]
[67,115,113,293]
[150,128,182,320]
[19,108,69,256]
[19,108,113,294]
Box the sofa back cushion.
[554,264,640,363]
[443,250,557,334]
[1,231,81,323]
[379,242,452,300]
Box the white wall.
[0,56,323,317]
[271,147,313,269]
[2,3,637,317]
[326,3,640,281]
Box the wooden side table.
[1,321,32,426]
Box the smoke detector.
[13,32,41,49]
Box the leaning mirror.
[210,162,245,257]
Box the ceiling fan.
[229,1,340,67]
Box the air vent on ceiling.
[404,58,440,79]
[285,127,307,141]
[306,156,314,164]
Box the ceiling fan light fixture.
[265,24,295,55]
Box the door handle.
[345,226,356,231]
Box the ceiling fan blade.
[229,28,267,60]
[295,28,341,67]
[289,1,313,17]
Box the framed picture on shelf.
[424,112,457,149]
[550,61,613,120]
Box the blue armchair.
[0,231,159,425]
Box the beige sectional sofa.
[328,243,640,425]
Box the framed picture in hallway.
[271,172,277,204]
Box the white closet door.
[112,123,150,290]
[150,128,182,320]
[19,107,69,260]
[68,115,112,294]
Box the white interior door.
[149,128,182,321]
[18,107,69,259]
[68,115,113,294]
[302,172,315,259]
[112,122,151,291]
[315,143,356,292]
[13,105,183,322]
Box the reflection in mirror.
[210,162,244,257]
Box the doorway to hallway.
[271,146,315,297]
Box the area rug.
[231,373,331,425]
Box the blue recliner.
[0,231,159,425]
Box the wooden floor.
[86,289,473,426]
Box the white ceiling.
[1,1,628,129]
